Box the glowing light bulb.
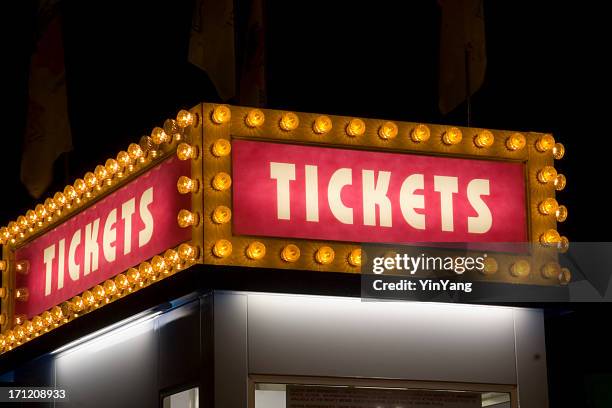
[117,151,131,168]
[177,110,195,128]
[15,288,28,301]
[177,143,198,160]
[558,236,570,253]
[511,260,531,277]
[164,119,180,137]
[378,121,398,140]
[555,205,568,222]
[211,139,231,157]
[151,127,170,144]
[84,172,98,189]
[559,267,571,285]
[281,244,300,262]
[114,274,129,290]
[540,229,561,246]
[105,159,119,177]
[313,115,332,134]
[164,249,180,267]
[538,198,559,215]
[14,325,25,341]
[279,112,299,131]
[212,205,232,224]
[245,109,265,127]
[151,255,167,274]
[103,280,117,296]
[443,127,462,145]
[73,179,87,196]
[82,291,95,307]
[474,130,494,148]
[45,198,57,214]
[535,134,555,152]
[538,166,557,184]
[92,285,106,301]
[177,176,199,194]
[246,241,266,260]
[126,268,141,285]
[51,305,63,321]
[138,262,153,280]
[212,105,231,124]
[554,174,566,191]
[127,143,144,160]
[8,221,20,236]
[506,133,526,151]
[552,143,565,159]
[481,257,498,274]
[94,165,109,182]
[26,210,37,225]
[212,172,232,191]
[213,239,232,258]
[411,124,430,142]
[178,243,198,261]
[35,204,48,220]
[17,215,28,230]
[346,118,365,137]
[71,296,84,312]
[63,186,77,202]
[16,260,30,274]
[347,248,362,267]
[315,246,335,264]
[54,192,67,208]
[0,260,6,271]
[541,262,561,279]
[32,315,44,331]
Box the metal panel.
[246,293,517,384]
[513,308,549,408]
[214,292,248,408]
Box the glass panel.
[163,387,199,408]
[255,383,511,408]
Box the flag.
[438,0,487,115]
[188,0,236,101]
[21,0,72,198]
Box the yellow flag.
[438,0,487,114]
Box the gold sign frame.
[198,103,568,285]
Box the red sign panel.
[15,157,191,318]
[232,140,527,244]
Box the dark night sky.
[3,1,611,406]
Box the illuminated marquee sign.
[0,103,568,354]
[232,140,527,244]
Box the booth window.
[162,387,199,408]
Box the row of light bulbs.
[209,105,567,155]
[0,243,198,354]
[0,110,196,248]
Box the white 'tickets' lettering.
[84,219,100,275]
[103,209,117,262]
[304,165,319,222]
[121,198,136,255]
[399,174,425,230]
[139,187,154,247]
[362,170,392,227]
[328,168,353,224]
[467,179,492,233]
[44,245,55,296]
[434,176,458,232]
[68,230,81,280]
[270,162,296,220]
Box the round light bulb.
[151,255,167,274]
[82,291,95,307]
[535,134,555,152]
[177,209,199,228]
[26,210,37,225]
[15,288,28,301]
[281,244,300,262]
[103,280,117,296]
[151,127,170,144]
[538,166,557,184]
[17,215,28,230]
[506,133,526,151]
[540,229,561,246]
[482,257,498,275]
[35,204,48,220]
[126,268,141,285]
[212,172,232,191]
[45,198,58,214]
[541,262,561,279]
[554,174,566,191]
[8,221,20,235]
[16,260,30,274]
[92,285,106,301]
[177,143,198,160]
[315,246,335,265]
[211,105,231,124]
[127,143,144,160]
[211,139,231,157]
[32,315,44,330]
[246,241,266,260]
[538,198,559,215]
[164,249,180,266]
[245,109,265,128]
[164,119,180,137]
[511,259,531,277]
[176,110,195,128]
[474,130,494,148]
[116,151,132,168]
[555,205,568,222]
[54,192,67,208]
[213,239,232,258]
[558,236,570,253]
[212,206,232,224]
[552,143,565,159]
[71,296,84,312]
[178,243,198,261]
[84,172,98,189]
[51,305,63,321]
[313,115,332,134]
[105,158,120,176]
[378,121,398,140]
[177,176,199,194]
[139,262,153,280]
[279,112,299,131]
[347,248,362,267]
[559,267,571,285]
[411,124,431,142]
[95,165,109,183]
[114,274,130,290]
[443,127,463,145]
[73,179,87,196]
[346,118,365,137]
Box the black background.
[3,1,610,406]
